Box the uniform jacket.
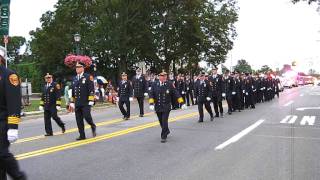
[71,73,95,107]
[132,75,147,98]
[40,82,62,110]
[0,65,21,129]
[117,80,133,101]
[194,80,212,102]
[149,81,183,112]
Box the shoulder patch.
[90,75,94,81]
[56,84,61,90]
[9,74,19,86]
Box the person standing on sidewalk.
[39,73,66,136]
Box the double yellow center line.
[15,112,154,144]
[16,112,198,160]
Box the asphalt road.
[10,85,320,180]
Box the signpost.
[0,0,10,67]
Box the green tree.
[29,0,238,80]
[234,59,252,73]
[258,65,272,74]
[1,36,26,64]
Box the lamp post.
[74,33,81,55]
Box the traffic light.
[0,0,10,36]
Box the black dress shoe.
[198,120,204,123]
[125,117,130,120]
[44,133,53,136]
[215,114,219,118]
[61,126,66,133]
[210,117,214,121]
[228,112,232,115]
[161,138,167,143]
[220,114,224,118]
[139,114,144,117]
[92,127,97,137]
[76,137,86,141]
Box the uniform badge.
[204,83,206,87]
[166,89,170,94]
[50,88,54,92]
[9,74,20,86]
[82,80,85,84]
[56,84,61,90]
[140,79,142,82]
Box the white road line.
[215,120,265,150]
[296,107,320,111]
[280,115,291,124]
[300,116,316,126]
[283,100,294,107]
[288,115,298,124]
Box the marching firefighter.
[117,72,133,120]
[39,73,66,136]
[69,61,97,140]
[194,72,214,122]
[132,68,148,117]
[148,71,186,143]
[208,65,224,117]
[185,75,195,106]
[0,46,27,180]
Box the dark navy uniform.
[71,73,96,140]
[185,77,195,106]
[118,80,133,119]
[223,75,235,114]
[194,79,213,122]
[40,81,65,135]
[132,74,147,116]
[244,76,255,109]
[149,79,184,142]
[232,76,242,112]
[208,74,224,117]
[168,76,178,109]
[176,77,186,108]
[0,65,26,180]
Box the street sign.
[0,0,11,36]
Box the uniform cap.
[136,68,142,72]
[159,71,167,76]
[45,73,52,78]
[76,61,85,67]
[121,72,127,76]
[212,65,218,70]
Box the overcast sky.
[9,0,320,73]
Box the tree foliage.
[258,65,272,74]
[234,59,252,73]
[29,0,238,80]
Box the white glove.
[7,129,18,143]
[39,106,44,111]
[260,88,264,91]
[222,93,226,97]
[193,98,196,102]
[69,103,75,109]
[181,104,187,109]
[144,93,148,97]
[88,101,94,106]
[206,97,211,101]
[56,106,61,111]
[246,92,249,96]
[129,97,133,102]
[116,97,119,102]
[232,92,236,95]
[243,90,245,93]
[182,91,185,95]
[149,105,155,110]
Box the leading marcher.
[148,71,186,143]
